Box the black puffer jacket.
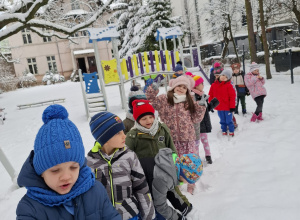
[194,93,219,135]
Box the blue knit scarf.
[26,166,95,207]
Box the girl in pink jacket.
[146,75,206,194]
[244,62,267,122]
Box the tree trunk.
[228,14,240,63]
[245,0,257,63]
[258,0,272,79]
[291,0,300,25]
[221,30,230,59]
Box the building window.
[22,29,32,44]
[81,30,88,36]
[70,32,79,37]
[71,0,80,10]
[27,58,38,74]
[47,56,57,72]
[43,36,52,42]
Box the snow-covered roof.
[156,26,183,41]
[273,47,300,53]
[73,49,94,55]
[87,27,119,43]
[267,23,294,29]
[66,9,89,16]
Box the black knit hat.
[128,86,146,113]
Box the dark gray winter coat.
[152,148,192,220]
[194,93,219,137]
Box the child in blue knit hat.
[16,105,121,219]
[172,61,184,79]
[152,148,203,220]
[87,111,155,220]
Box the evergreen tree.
[112,0,143,53]
[136,0,176,53]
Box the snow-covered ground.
[0,63,299,219]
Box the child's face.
[233,68,240,74]
[139,115,155,129]
[174,84,187,95]
[176,70,183,75]
[195,83,204,92]
[104,130,126,151]
[42,161,80,195]
[220,75,228,82]
[252,69,259,75]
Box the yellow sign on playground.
[101,59,119,84]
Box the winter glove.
[246,92,250,96]
[209,97,219,110]
[230,108,235,113]
[198,94,209,107]
[152,77,162,91]
[186,208,201,220]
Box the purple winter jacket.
[244,72,267,99]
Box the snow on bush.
[19,69,37,88]
[42,71,65,85]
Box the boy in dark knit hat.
[152,148,202,220]
[16,105,120,219]
[126,100,193,220]
[123,85,147,134]
[172,61,184,79]
[87,111,155,220]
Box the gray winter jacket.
[152,148,192,220]
[87,146,155,220]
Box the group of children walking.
[16,61,267,220]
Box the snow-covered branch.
[0,0,114,42]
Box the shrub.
[42,70,65,85]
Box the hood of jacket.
[88,145,129,161]
[18,150,89,189]
[154,148,179,186]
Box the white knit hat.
[249,62,260,72]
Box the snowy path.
[0,71,299,219]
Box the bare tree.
[245,0,257,62]
[201,0,244,61]
[258,0,272,79]
[277,0,300,25]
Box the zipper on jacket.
[99,150,118,207]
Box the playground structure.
[79,26,208,119]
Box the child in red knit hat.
[126,100,192,218]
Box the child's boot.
[242,109,247,115]
[229,132,234,137]
[257,112,263,121]
[187,183,196,195]
[205,156,213,164]
[222,131,227,135]
[250,113,258,122]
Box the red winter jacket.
[208,80,236,111]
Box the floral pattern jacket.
[146,86,206,142]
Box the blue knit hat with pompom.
[33,104,85,175]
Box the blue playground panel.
[83,72,100,94]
